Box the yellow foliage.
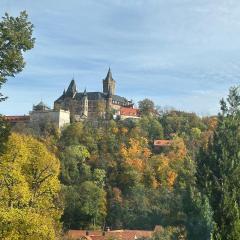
[151,137,188,190]
[0,133,61,239]
[169,137,187,160]
[167,171,178,188]
[112,127,119,134]
[121,127,128,135]
[0,208,56,240]
[0,133,30,207]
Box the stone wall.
[30,109,70,129]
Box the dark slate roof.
[65,79,77,96]
[104,67,114,82]
[33,101,50,111]
[75,92,105,101]
[55,94,65,102]
[55,91,130,104]
[112,95,129,103]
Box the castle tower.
[82,88,88,117]
[103,68,116,95]
[66,78,77,98]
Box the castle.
[5,69,140,129]
[54,68,138,121]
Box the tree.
[0,209,57,240]
[159,110,206,138]
[120,137,151,172]
[196,86,240,239]
[60,144,90,185]
[96,99,106,118]
[62,181,107,230]
[0,11,34,156]
[138,116,163,142]
[0,116,10,153]
[151,226,185,240]
[0,133,61,239]
[0,11,35,101]
[138,98,155,116]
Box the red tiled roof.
[154,140,173,147]
[66,229,153,240]
[120,107,139,117]
[67,230,102,239]
[106,230,152,240]
[90,236,106,240]
[4,115,30,123]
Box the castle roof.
[55,71,131,106]
[75,92,104,101]
[56,90,129,105]
[33,101,50,111]
[66,79,77,96]
[104,67,115,83]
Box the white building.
[30,101,70,129]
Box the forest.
[0,11,240,240]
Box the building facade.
[54,68,135,120]
[29,101,70,129]
[5,102,70,130]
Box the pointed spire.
[66,78,77,97]
[105,67,112,81]
[83,88,87,96]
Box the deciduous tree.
[0,133,61,239]
[0,11,35,101]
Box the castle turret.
[103,68,116,95]
[33,101,50,111]
[82,88,88,118]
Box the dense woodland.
[0,11,240,240]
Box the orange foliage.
[120,138,151,171]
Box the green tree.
[60,145,90,185]
[152,226,184,240]
[138,116,163,142]
[0,116,10,153]
[196,86,240,239]
[62,181,106,230]
[0,11,35,101]
[0,11,34,157]
[138,98,155,116]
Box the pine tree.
[196,87,240,239]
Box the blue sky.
[1,0,240,115]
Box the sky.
[1,0,240,116]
